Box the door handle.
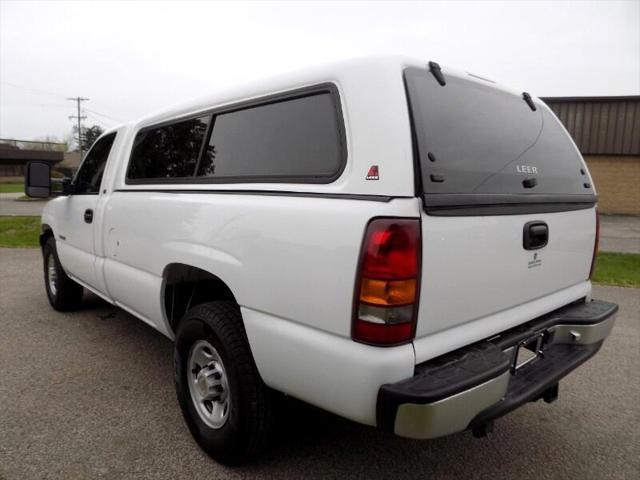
[84,209,94,224]
[523,221,548,250]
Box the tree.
[80,125,104,152]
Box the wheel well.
[163,263,237,334]
[40,225,53,249]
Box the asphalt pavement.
[599,215,640,254]
[0,247,639,480]
[0,193,46,216]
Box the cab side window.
[127,116,210,180]
[74,132,117,194]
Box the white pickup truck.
[26,56,617,464]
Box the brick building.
[542,96,640,215]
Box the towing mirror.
[25,161,52,198]
[24,162,74,197]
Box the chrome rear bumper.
[377,300,618,440]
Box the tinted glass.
[405,67,591,196]
[197,93,342,179]
[74,132,116,194]
[128,116,210,179]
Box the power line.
[2,80,123,137]
[2,81,121,118]
[67,97,89,158]
[85,113,109,127]
[0,100,69,109]
[84,107,122,123]
[1,81,68,100]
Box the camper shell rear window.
[404,67,595,213]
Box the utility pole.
[67,97,89,158]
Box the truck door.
[54,132,117,292]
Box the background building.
[0,139,64,180]
[543,95,640,215]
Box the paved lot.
[600,215,640,254]
[0,193,46,216]
[0,247,638,479]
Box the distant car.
[26,56,617,464]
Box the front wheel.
[174,301,273,464]
[43,237,83,311]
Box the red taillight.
[352,218,421,346]
[589,208,600,279]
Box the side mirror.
[25,161,52,198]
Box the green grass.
[0,216,40,248]
[0,182,24,194]
[592,252,640,288]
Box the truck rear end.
[357,62,618,438]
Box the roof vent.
[522,92,537,111]
[428,61,446,86]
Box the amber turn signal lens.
[352,218,421,346]
[359,278,417,306]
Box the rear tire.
[43,237,83,311]
[174,301,273,465]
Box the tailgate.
[417,207,596,339]
[404,65,598,356]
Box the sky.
[1,0,639,142]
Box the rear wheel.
[43,237,83,311]
[174,301,273,464]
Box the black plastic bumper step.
[405,342,509,403]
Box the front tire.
[174,301,273,464]
[43,237,83,311]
